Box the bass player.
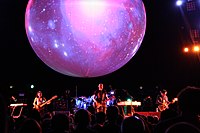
[33,90,50,116]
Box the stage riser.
[134,112,160,119]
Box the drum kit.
[75,96,93,109]
[74,94,116,110]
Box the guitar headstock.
[172,97,178,103]
[52,95,58,99]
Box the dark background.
[0,0,200,106]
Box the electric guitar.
[93,98,110,109]
[158,98,178,112]
[33,95,58,111]
[158,100,169,112]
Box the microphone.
[11,96,17,102]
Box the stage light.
[127,98,132,102]
[30,84,34,89]
[193,46,200,52]
[176,0,183,6]
[183,47,189,53]
[110,91,114,95]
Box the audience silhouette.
[154,86,200,133]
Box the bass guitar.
[33,95,58,111]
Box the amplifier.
[52,111,70,116]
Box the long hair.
[36,91,42,98]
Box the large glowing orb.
[25,0,146,77]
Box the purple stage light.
[25,0,146,77]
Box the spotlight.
[110,91,114,95]
[127,98,132,102]
[176,0,183,6]
[193,46,200,52]
[183,47,189,53]
[30,84,34,89]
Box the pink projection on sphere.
[25,0,146,77]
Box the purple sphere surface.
[25,0,146,77]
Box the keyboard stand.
[9,103,27,118]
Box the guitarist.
[33,91,50,115]
[156,89,170,112]
[91,83,109,114]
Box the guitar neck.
[40,100,49,108]
[40,96,57,107]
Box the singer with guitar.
[91,83,109,114]
[156,89,170,112]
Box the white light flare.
[80,1,107,18]
[176,0,183,6]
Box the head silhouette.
[177,86,200,115]
[121,115,146,133]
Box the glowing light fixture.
[176,0,183,6]
[183,47,189,52]
[193,46,200,52]
[127,98,132,102]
